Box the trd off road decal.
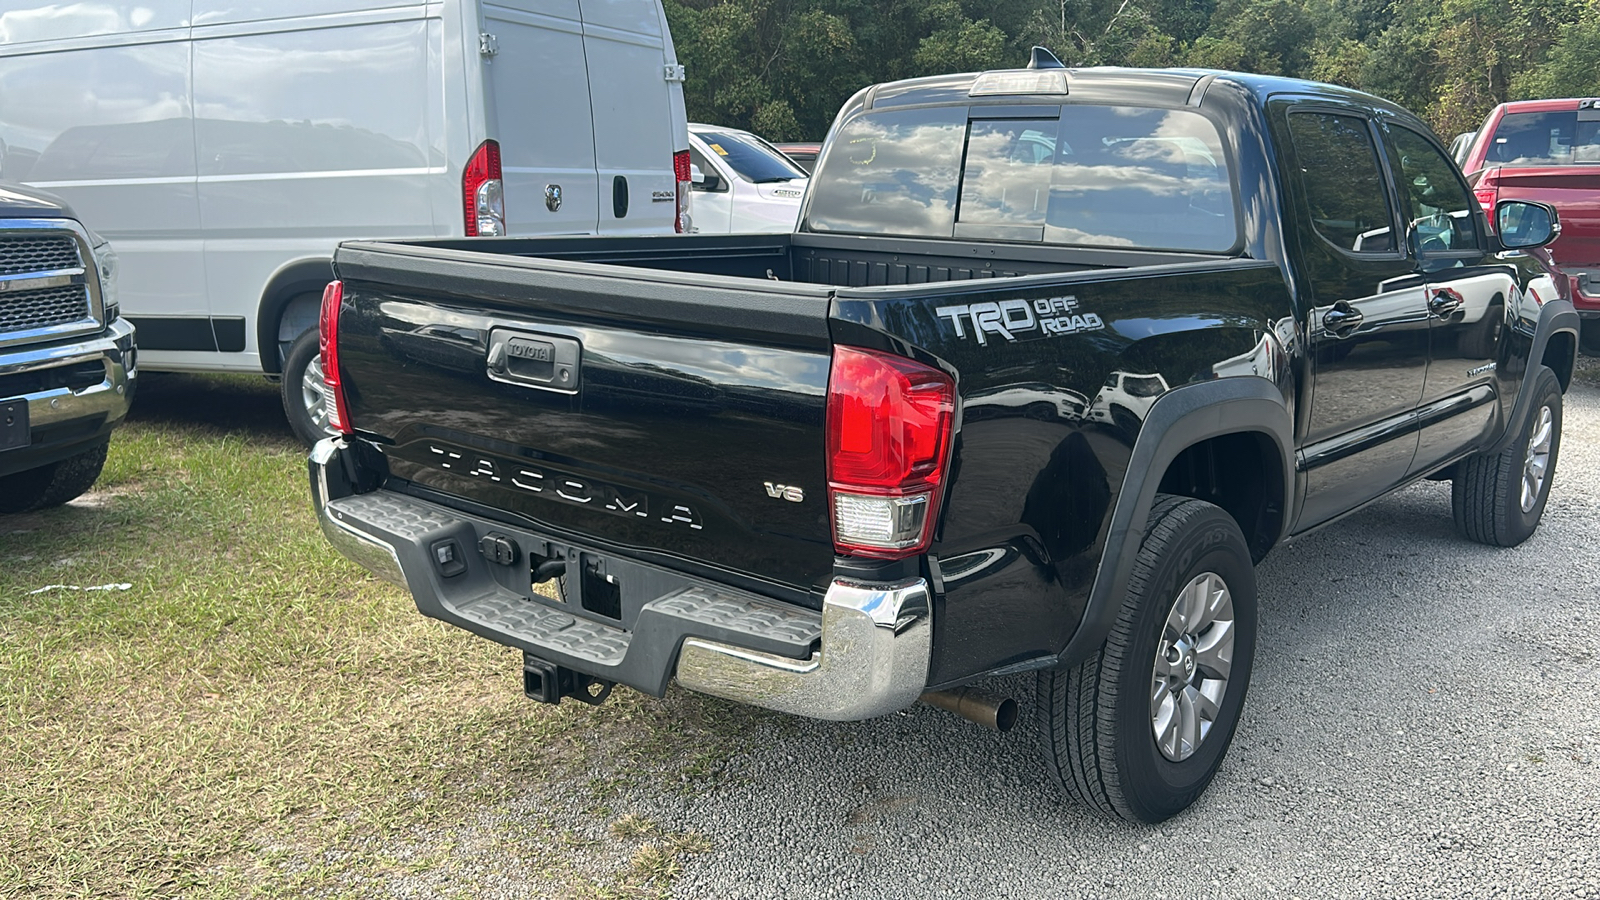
[935,296,1105,345]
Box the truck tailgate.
[332,241,837,599]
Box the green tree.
[665,0,1600,144]
[1515,7,1600,100]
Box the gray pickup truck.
[0,184,135,513]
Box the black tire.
[281,328,334,448]
[1453,365,1562,547]
[1037,495,1258,823]
[0,440,109,514]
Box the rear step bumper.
[309,437,932,721]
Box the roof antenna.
[1028,46,1065,69]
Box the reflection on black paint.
[1021,431,1111,586]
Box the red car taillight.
[319,280,353,436]
[463,139,505,237]
[1474,169,1500,233]
[673,149,692,233]
[826,347,955,559]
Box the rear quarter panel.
[832,260,1295,686]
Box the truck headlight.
[89,233,119,321]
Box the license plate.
[1,400,29,453]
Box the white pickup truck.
[686,124,810,233]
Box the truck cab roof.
[850,65,1418,123]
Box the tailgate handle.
[486,328,581,394]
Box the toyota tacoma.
[306,55,1579,822]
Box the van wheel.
[281,329,337,448]
[0,440,110,514]
[1037,494,1257,823]
[1453,365,1562,547]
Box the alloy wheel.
[1521,404,1553,514]
[1150,571,1236,762]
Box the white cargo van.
[0,0,692,443]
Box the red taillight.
[826,346,955,559]
[463,140,505,237]
[1474,170,1499,233]
[673,149,692,233]
[319,279,353,436]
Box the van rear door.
[481,0,601,235]
[579,0,683,234]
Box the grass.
[0,374,755,899]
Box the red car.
[772,141,821,174]
[1458,98,1600,349]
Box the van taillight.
[673,149,692,233]
[1475,170,1499,233]
[826,346,955,559]
[319,280,353,436]
[464,140,505,237]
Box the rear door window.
[1286,111,1398,254]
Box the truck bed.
[330,231,1279,672]
[378,231,1226,287]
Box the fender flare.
[256,258,335,374]
[1486,298,1579,456]
[1056,376,1295,668]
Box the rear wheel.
[281,328,336,448]
[1453,365,1562,547]
[1037,495,1257,823]
[0,440,110,514]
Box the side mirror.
[690,166,723,193]
[1496,199,1560,250]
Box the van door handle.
[1322,302,1364,336]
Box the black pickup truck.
[308,58,1580,823]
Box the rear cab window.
[1485,106,1600,166]
[804,103,1239,252]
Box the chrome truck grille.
[0,234,80,278]
[0,226,98,347]
[0,283,90,335]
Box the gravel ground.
[375,379,1600,899]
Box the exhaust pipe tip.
[920,687,1018,732]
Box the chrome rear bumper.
[675,578,932,721]
[309,437,932,721]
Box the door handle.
[1428,288,1464,317]
[1322,303,1364,336]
